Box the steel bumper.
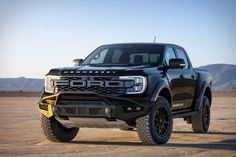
[38,92,154,121]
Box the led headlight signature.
[119,76,147,94]
[44,75,60,93]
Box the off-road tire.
[40,114,79,142]
[192,96,210,133]
[136,96,173,145]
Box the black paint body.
[42,43,212,124]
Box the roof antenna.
[153,35,156,43]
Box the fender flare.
[194,81,212,111]
[150,81,172,106]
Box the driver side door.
[164,47,187,111]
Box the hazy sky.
[0,0,236,78]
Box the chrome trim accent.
[180,63,186,67]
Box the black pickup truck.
[38,43,212,144]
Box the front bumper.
[38,92,154,122]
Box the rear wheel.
[136,96,173,145]
[192,96,210,133]
[40,114,79,142]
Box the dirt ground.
[0,95,235,157]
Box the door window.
[176,49,189,69]
[164,48,176,66]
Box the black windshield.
[82,44,164,66]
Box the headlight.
[44,75,60,93]
[119,76,147,94]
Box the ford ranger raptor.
[38,43,212,144]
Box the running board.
[172,110,197,118]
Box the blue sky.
[0,0,235,78]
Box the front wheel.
[40,114,79,142]
[136,96,173,145]
[191,96,211,133]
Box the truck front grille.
[56,76,126,96]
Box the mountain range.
[0,64,235,91]
[198,64,236,90]
[0,77,44,92]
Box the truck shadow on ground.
[164,138,236,151]
[71,132,236,151]
[173,131,236,136]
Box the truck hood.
[48,65,155,76]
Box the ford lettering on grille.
[55,76,134,95]
[56,80,124,87]
[68,80,124,88]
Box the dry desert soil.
[0,94,235,157]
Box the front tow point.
[105,107,112,118]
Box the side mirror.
[73,59,83,66]
[168,58,186,69]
